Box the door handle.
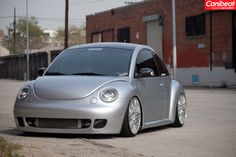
[160,83,164,87]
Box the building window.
[91,29,114,43]
[91,32,102,43]
[185,14,205,36]
[117,27,130,43]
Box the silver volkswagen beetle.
[14,42,187,137]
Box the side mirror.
[135,68,155,78]
[37,67,46,76]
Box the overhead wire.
[69,0,105,5]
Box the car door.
[135,49,165,122]
[153,53,171,119]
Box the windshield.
[45,47,133,77]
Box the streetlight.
[172,0,177,80]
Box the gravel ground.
[0,79,236,157]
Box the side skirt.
[142,118,171,130]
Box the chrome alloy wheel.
[177,94,187,125]
[128,97,141,135]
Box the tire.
[172,93,187,127]
[120,97,142,137]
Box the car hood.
[34,76,128,100]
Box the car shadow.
[0,128,23,136]
[0,125,171,139]
[139,125,170,135]
[0,128,116,139]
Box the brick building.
[86,0,236,86]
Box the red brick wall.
[86,0,233,68]
[174,0,208,67]
[211,11,232,67]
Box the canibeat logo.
[205,0,236,10]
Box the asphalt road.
[0,80,236,157]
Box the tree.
[2,16,43,54]
[55,24,86,47]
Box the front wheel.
[120,97,142,137]
[172,93,187,127]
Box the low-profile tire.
[172,93,187,127]
[120,97,142,137]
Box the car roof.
[67,42,144,50]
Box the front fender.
[169,80,185,123]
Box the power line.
[0,16,84,21]
[0,16,85,25]
[0,16,13,19]
[69,0,105,5]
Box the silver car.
[14,42,187,137]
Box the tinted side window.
[154,53,169,76]
[136,49,159,77]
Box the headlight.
[100,88,119,102]
[17,86,30,100]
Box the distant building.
[0,29,4,45]
[0,29,3,38]
[86,0,236,86]
[0,46,10,56]
[43,29,57,38]
[42,29,62,47]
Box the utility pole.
[209,12,213,71]
[64,0,69,49]
[26,0,30,81]
[172,0,177,80]
[13,7,16,54]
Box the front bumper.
[14,97,127,134]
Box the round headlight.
[17,86,30,100]
[100,88,119,102]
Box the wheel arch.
[126,94,144,130]
[120,95,143,136]
[169,80,185,123]
[132,95,144,130]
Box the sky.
[0,0,143,34]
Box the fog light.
[81,119,91,128]
[17,117,24,127]
[26,118,37,127]
[94,119,107,129]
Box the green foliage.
[2,16,43,54]
[55,24,86,47]
[0,137,24,157]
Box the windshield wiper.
[119,72,129,77]
[72,72,105,76]
[44,72,66,76]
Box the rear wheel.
[120,97,142,137]
[172,94,187,127]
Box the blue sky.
[0,0,143,34]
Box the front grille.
[26,118,91,129]
[38,118,79,129]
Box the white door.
[146,20,163,59]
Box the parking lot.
[0,80,236,157]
